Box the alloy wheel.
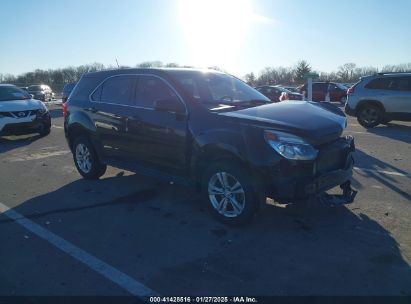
[208,172,246,217]
[75,143,92,173]
[360,107,379,124]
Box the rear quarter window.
[364,77,400,90]
[70,76,102,101]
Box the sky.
[1,0,410,77]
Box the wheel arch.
[193,143,250,190]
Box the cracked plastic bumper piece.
[317,180,358,205]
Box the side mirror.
[30,94,34,98]
[154,98,185,114]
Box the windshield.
[336,83,349,90]
[0,86,31,101]
[28,85,42,91]
[170,71,270,109]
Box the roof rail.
[376,71,411,75]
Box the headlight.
[264,130,318,160]
[37,107,48,115]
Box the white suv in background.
[345,73,411,128]
[0,84,51,137]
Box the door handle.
[85,107,97,113]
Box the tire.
[201,161,262,225]
[357,104,382,128]
[39,125,50,137]
[381,118,392,125]
[340,96,347,105]
[72,137,106,179]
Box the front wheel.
[357,105,382,128]
[39,124,50,137]
[201,161,262,225]
[73,137,106,179]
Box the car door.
[89,75,137,160]
[312,83,325,101]
[124,75,188,176]
[383,76,411,114]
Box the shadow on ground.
[0,134,41,154]
[1,173,410,296]
[353,149,411,201]
[48,107,63,119]
[366,123,411,145]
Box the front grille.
[10,110,32,118]
[0,112,14,118]
[0,110,34,118]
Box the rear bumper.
[344,103,356,116]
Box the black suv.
[64,68,355,224]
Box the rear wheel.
[381,118,392,125]
[357,104,382,128]
[201,161,262,225]
[73,137,106,179]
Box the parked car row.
[267,74,411,128]
[297,82,348,104]
[3,68,410,224]
[255,85,303,102]
[255,82,347,104]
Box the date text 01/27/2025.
[149,296,258,303]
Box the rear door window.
[393,76,411,92]
[99,75,136,106]
[365,78,393,90]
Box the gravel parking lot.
[0,102,410,297]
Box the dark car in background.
[276,85,300,93]
[299,82,347,104]
[62,83,76,103]
[64,68,355,224]
[28,84,53,102]
[255,85,303,102]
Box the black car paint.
[65,68,354,201]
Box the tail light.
[62,101,68,118]
[347,82,359,94]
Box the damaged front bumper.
[265,136,357,205]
